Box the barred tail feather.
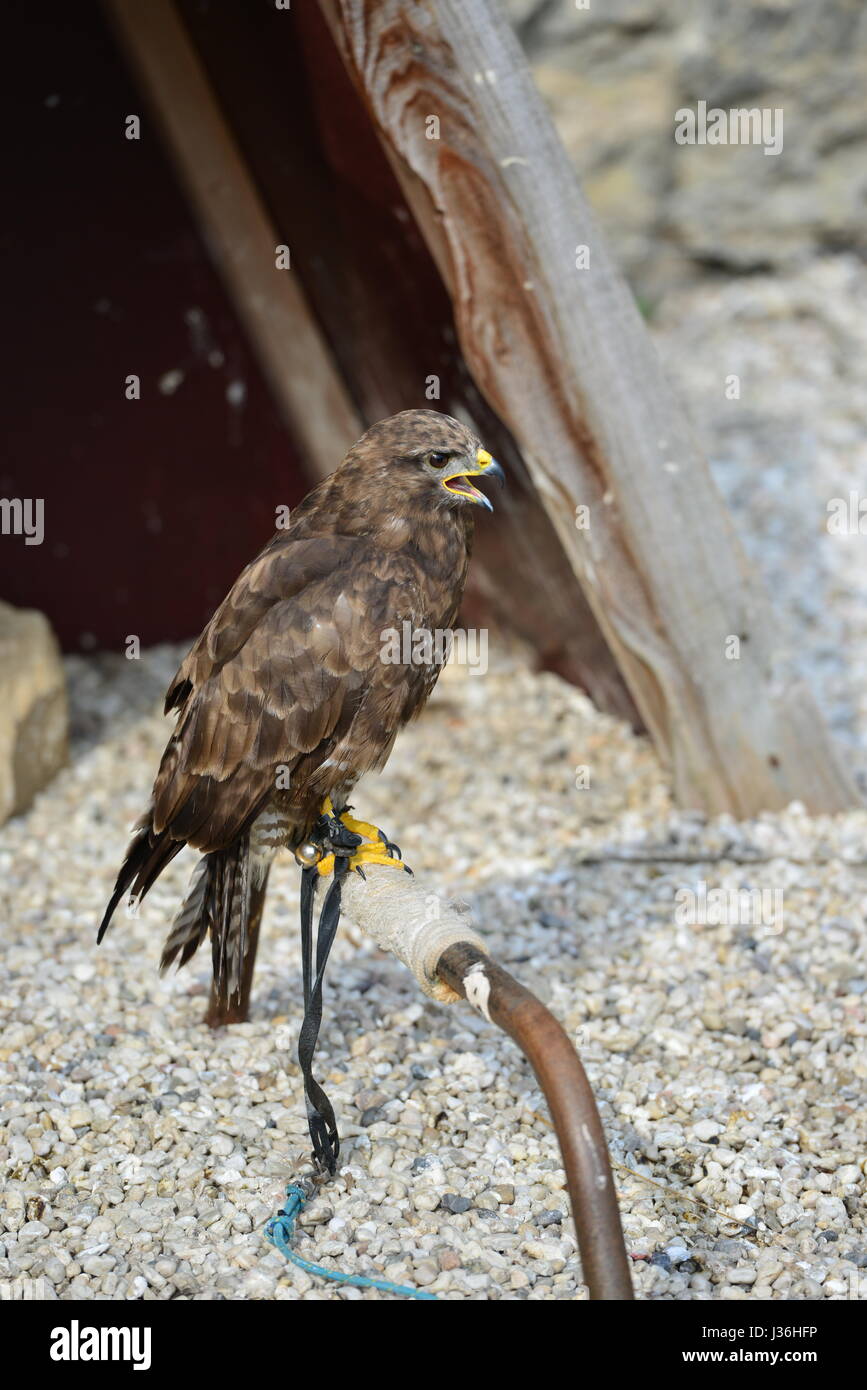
[97,812,183,944]
[159,855,212,974]
[160,834,270,1009]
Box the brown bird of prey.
[99,409,503,1170]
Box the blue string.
[266,1183,438,1301]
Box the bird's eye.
[427,451,450,468]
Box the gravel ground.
[1,635,866,1302]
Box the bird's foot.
[341,837,413,880]
[298,797,412,878]
[340,809,403,860]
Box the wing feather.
[152,531,441,852]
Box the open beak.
[441,447,505,512]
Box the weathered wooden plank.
[321,0,860,814]
[103,0,361,480]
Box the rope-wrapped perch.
[338,866,634,1301]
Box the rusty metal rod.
[437,940,634,1300]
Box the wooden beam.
[103,0,361,479]
[321,0,860,815]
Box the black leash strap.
[298,862,346,1174]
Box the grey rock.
[0,601,68,825]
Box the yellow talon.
[339,811,383,842]
[348,841,408,874]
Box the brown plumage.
[99,410,502,1011]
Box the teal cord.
[266,1183,438,1301]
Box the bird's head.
[343,410,504,515]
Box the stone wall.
[507,0,867,295]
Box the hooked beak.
[441,447,505,512]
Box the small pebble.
[440,1194,472,1215]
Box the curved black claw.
[367,827,412,875]
[377,829,402,860]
